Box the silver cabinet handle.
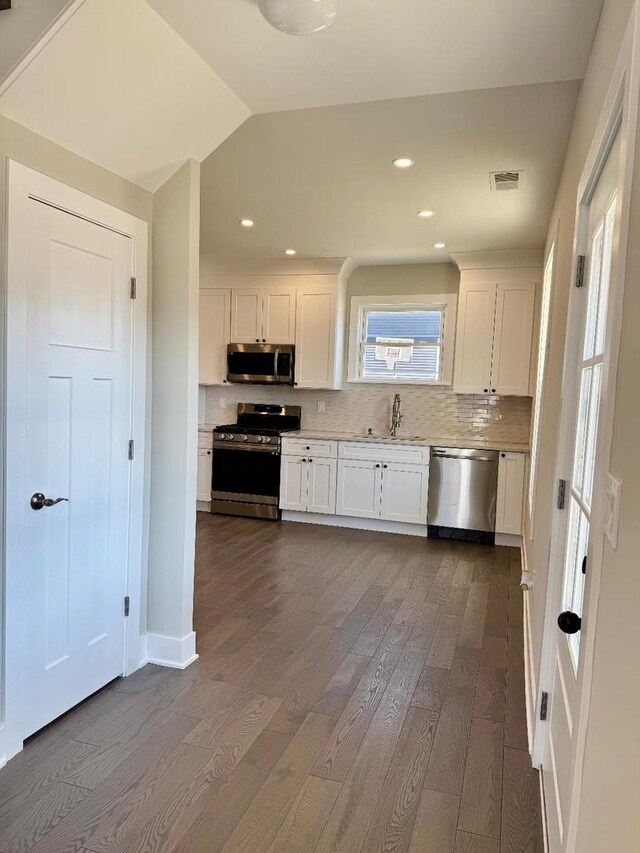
[30,493,69,511]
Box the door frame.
[532,6,640,849]
[2,161,149,763]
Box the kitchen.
[197,254,536,546]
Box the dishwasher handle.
[431,451,497,462]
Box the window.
[348,294,456,384]
[528,241,556,529]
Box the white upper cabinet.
[231,288,264,342]
[295,286,339,389]
[453,273,536,396]
[263,287,296,343]
[491,282,536,396]
[231,286,296,344]
[199,288,230,385]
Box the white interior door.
[22,199,134,739]
[542,132,620,852]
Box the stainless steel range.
[211,403,302,520]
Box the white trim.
[523,581,537,756]
[0,0,88,98]
[495,533,522,548]
[282,510,429,538]
[0,725,6,771]
[533,9,640,850]
[3,161,148,762]
[451,249,544,270]
[347,293,457,385]
[146,632,198,670]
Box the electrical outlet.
[317,401,326,414]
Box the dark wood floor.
[0,515,544,852]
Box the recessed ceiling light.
[285,249,297,255]
[392,158,415,169]
[239,218,255,227]
[434,242,446,249]
[417,209,435,218]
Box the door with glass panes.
[542,132,620,853]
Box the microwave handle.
[274,347,280,377]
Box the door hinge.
[130,277,137,299]
[557,478,567,510]
[128,439,134,461]
[124,596,130,617]
[540,690,549,721]
[575,255,586,288]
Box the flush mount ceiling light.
[392,158,415,169]
[417,209,434,218]
[239,218,255,227]
[284,249,297,255]
[258,0,338,35]
[434,242,447,249]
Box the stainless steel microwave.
[226,343,295,385]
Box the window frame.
[347,293,457,385]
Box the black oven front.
[211,443,282,520]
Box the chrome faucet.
[389,393,403,436]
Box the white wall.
[147,159,200,662]
[525,0,640,848]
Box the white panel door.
[197,448,213,502]
[280,455,308,511]
[491,281,536,395]
[495,452,525,534]
[262,287,296,343]
[295,288,337,389]
[380,463,429,524]
[308,458,337,514]
[23,200,133,739]
[336,459,382,519]
[199,288,230,385]
[453,283,496,393]
[542,132,620,853]
[231,289,263,342]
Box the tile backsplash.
[204,384,531,445]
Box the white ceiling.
[199,80,579,265]
[0,0,71,83]
[148,0,602,114]
[0,0,250,189]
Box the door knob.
[557,611,582,634]
[30,492,69,511]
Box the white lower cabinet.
[196,448,212,503]
[336,460,383,519]
[495,451,526,535]
[380,463,429,524]
[280,451,337,515]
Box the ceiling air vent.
[489,170,523,192]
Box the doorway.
[4,162,148,761]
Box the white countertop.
[286,429,530,454]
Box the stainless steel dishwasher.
[428,447,498,543]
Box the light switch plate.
[317,401,326,414]
[603,473,621,550]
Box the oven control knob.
[243,435,249,442]
[228,435,234,441]
[257,436,264,443]
[219,433,226,440]
[265,437,272,444]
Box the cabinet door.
[196,448,212,502]
[453,283,497,394]
[495,452,526,534]
[231,289,263,343]
[308,458,337,514]
[380,463,429,524]
[199,288,230,385]
[280,455,308,511]
[491,281,536,395]
[336,459,382,519]
[295,289,337,389]
[263,287,296,343]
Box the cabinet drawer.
[282,438,337,458]
[338,441,429,465]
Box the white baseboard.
[495,532,523,547]
[521,540,538,761]
[196,501,211,512]
[146,631,198,669]
[282,510,428,538]
[0,724,6,771]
